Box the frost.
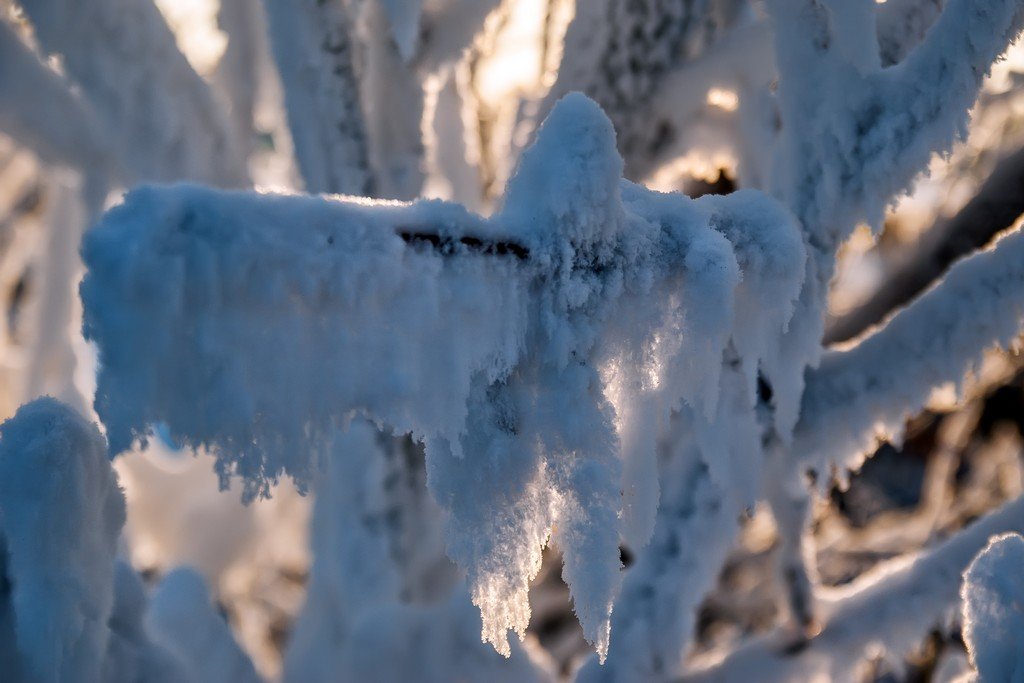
[102,562,193,683]
[577,415,738,682]
[18,0,246,186]
[797,227,1024,481]
[961,533,1024,683]
[0,398,125,683]
[146,568,261,683]
[81,93,804,658]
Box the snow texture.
[0,20,112,178]
[380,0,423,62]
[547,0,745,179]
[686,494,1024,682]
[102,561,193,683]
[961,533,1024,683]
[285,422,551,681]
[81,93,803,659]
[262,0,375,196]
[797,226,1024,484]
[0,398,125,683]
[762,0,1024,440]
[577,412,739,682]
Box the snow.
[146,567,261,683]
[0,398,125,683]
[380,0,423,62]
[0,21,112,178]
[797,226,1024,483]
[686,494,1024,682]
[760,0,1024,440]
[3,0,1024,676]
[18,0,246,186]
[577,415,739,682]
[103,561,192,683]
[961,533,1024,683]
[261,0,374,196]
[81,93,805,659]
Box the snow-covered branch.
[543,0,745,179]
[682,492,1024,682]
[768,0,1024,250]
[0,398,125,682]
[795,225,1024,481]
[146,568,261,683]
[0,19,113,177]
[577,414,743,683]
[827,144,1024,344]
[81,94,804,660]
[19,0,247,186]
[960,533,1024,682]
[875,0,943,67]
[261,0,374,196]
[214,0,265,158]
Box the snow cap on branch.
[961,532,1024,682]
[0,398,126,683]
[81,93,804,661]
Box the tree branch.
[261,0,375,196]
[0,19,114,177]
[19,0,247,186]
[827,145,1024,345]
[796,224,1024,481]
[681,492,1024,682]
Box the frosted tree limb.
[875,0,944,66]
[795,225,1024,482]
[358,0,427,200]
[412,0,504,73]
[681,492,1024,683]
[261,0,375,196]
[646,19,777,179]
[0,19,114,178]
[146,568,262,683]
[19,0,247,186]
[23,173,91,414]
[959,533,1024,682]
[826,144,1024,344]
[761,0,1024,629]
[214,0,265,159]
[768,0,1024,251]
[576,414,743,683]
[80,94,804,660]
[0,398,126,683]
[542,0,746,179]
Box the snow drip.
[81,93,805,659]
